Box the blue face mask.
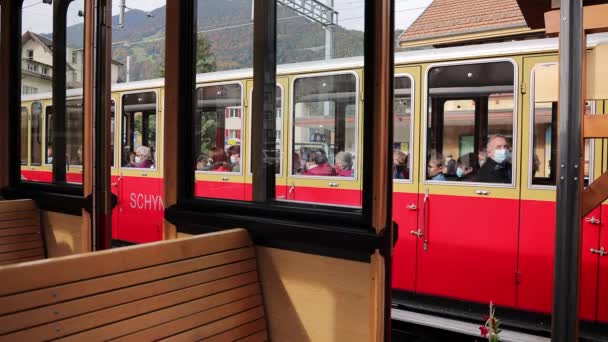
[456,167,465,178]
[47,157,53,164]
[493,149,507,164]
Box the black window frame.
[4,0,86,214]
[164,0,390,259]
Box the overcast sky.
[22,0,432,34]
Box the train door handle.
[328,182,339,187]
[585,216,601,225]
[288,183,295,199]
[422,188,429,251]
[410,229,422,237]
[406,204,417,211]
[221,177,229,181]
[475,190,491,196]
[591,247,607,256]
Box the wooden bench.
[0,199,45,266]
[0,228,268,341]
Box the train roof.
[21,32,608,102]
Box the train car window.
[20,1,53,175]
[45,106,54,164]
[194,83,243,174]
[20,107,28,165]
[394,76,413,181]
[121,92,157,169]
[66,98,84,168]
[292,73,358,178]
[30,102,43,166]
[426,61,515,184]
[530,64,592,186]
[248,86,283,175]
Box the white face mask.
[47,157,53,163]
[230,156,238,164]
[493,149,507,164]
[135,156,142,164]
[456,167,465,178]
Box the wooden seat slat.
[203,319,268,342]
[161,307,266,342]
[58,286,261,342]
[0,218,40,229]
[235,329,268,342]
[0,234,41,245]
[0,256,44,266]
[0,226,41,237]
[0,260,258,332]
[0,248,255,316]
[0,200,37,213]
[0,211,38,222]
[0,229,268,341]
[0,240,43,253]
[0,248,44,262]
[0,228,250,296]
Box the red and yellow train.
[19,32,608,324]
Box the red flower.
[479,326,490,337]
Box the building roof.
[399,0,532,48]
[22,31,54,53]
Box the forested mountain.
[65,0,365,82]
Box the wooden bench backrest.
[0,199,44,266]
[0,228,267,341]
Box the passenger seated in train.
[227,145,241,172]
[393,150,408,179]
[427,153,446,181]
[74,146,83,166]
[334,151,354,177]
[455,152,478,181]
[445,154,457,177]
[121,146,131,167]
[473,135,511,183]
[126,151,137,168]
[134,146,154,169]
[293,152,304,175]
[46,145,53,164]
[208,146,232,172]
[303,150,333,176]
[196,154,212,171]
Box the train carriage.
[18,31,608,325]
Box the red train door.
[517,58,601,319]
[391,68,421,292]
[115,90,164,243]
[413,60,520,307]
[597,100,608,323]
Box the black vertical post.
[552,0,584,341]
[53,0,69,183]
[93,0,112,250]
[252,0,277,202]
[8,1,23,187]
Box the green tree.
[196,34,216,73]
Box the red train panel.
[391,191,419,292]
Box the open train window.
[248,86,283,175]
[121,92,157,169]
[30,102,43,166]
[66,98,84,167]
[45,106,54,165]
[530,63,592,187]
[426,61,516,184]
[194,83,243,174]
[393,75,413,181]
[20,107,28,165]
[291,73,358,178]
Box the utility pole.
[118,0,126,28]
[324,0,334,60]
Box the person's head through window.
[76,146,83,165]
[304,150,332,176]
[427,153,445,181]
[393,149,408,179]
[135,146,153,168]
[456,152,477,179]
[335,151,354,177]
[196,154,210,170]
[209,146,231,172]
[487,135,510,165]
[293,152,303,174]
[47,145,54,164]
[128,151,136,167]
[227,145,241,172]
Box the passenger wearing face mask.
[134,146,154,169]
[455,152,478,181]
[227,145,241,172]
[473,135,512,183]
